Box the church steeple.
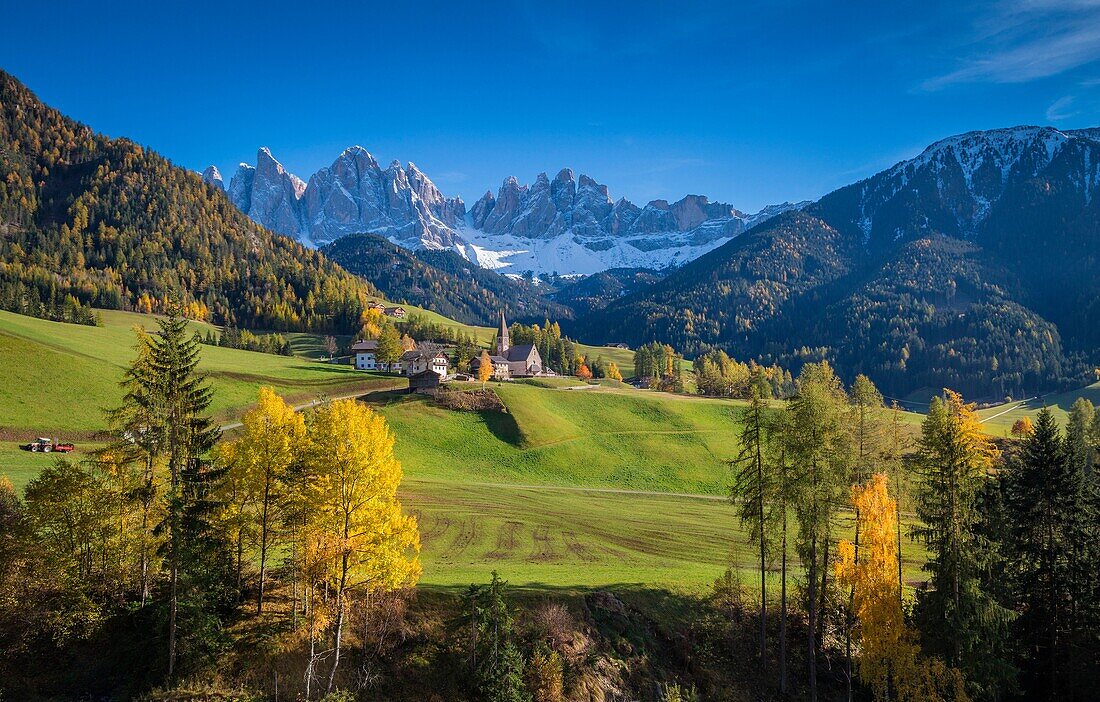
[497,310,509,356]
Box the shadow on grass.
[482,407,523,447]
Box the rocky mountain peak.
[201,165,224,191]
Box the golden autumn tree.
[576,363,592,380]
[304,399,421,695]
[836,473,970,702]
[836,473,904,698]
[478,350,494,384]
[220,386,306,613]
[1010,416,1034,438]
[358,307,386,340]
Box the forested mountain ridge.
[0,70,374,332]
[574,126,1100,399]
[321,232,572,325]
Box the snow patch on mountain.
[210,146,807,276]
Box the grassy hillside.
[0,309,402,433]
[0,308,932,590]
[376,383,742,495]
[407,478,929,589]
[976,380,1100,435]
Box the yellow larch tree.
[222,386,306,614]
[478,350,494,384]
[304,399,421,695]
[836,473,970,702]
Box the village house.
[470,312,547,379]
[351,339,404,373]
[401,345,449,378]
[384,306,407,319]
[351,339,379,370]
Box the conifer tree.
[783,361,852,701]
[845,374,886,696]
[111,308,222,682]
[468,571,531,702]
[912,390,1013,700]
[1066,398,1095,477]
[1001,408,1094,698]
[731,387,776,684]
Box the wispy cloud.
[923,0,1100,89]
[1046,95,1079,119]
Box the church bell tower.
[497,311,509,356]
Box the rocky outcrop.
[201,165,224,191]
[211,145,805,273]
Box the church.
[471,312,546,379]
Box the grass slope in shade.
[0,309,402,432]
[377,383,745,495]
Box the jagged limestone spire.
[498,310,509,355]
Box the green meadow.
[0,307,934,591]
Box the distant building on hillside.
[384,306,407,319]
[470,311,548,379]
[351,338,405,373]
[352,339,379,370]
[401,345,449,377]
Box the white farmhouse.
[351,339,379,370]
[401,347,449,378]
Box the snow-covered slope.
[820,125,1100,246]
[210,147,806,274]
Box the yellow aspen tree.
[836,473,970,702]
[225,387,306,614]
[836,473,903,699]
[478,350,493,384]
[305,399,421,694]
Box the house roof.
[402,348,449,362]
[351,339,378,352]
[506,344,538,361]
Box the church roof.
[506,344,538,361]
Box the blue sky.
[3,0,1100,211]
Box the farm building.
[407,370,441,394]
[401,346,449,377]
[351,339,404,373]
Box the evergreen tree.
[1066,398,1096,477]
[912,390,1014,700]
[113,308,224,682]
[731,388,777,688]
[467,572,530,702]
[782,361,852,701]
[1002,408,1095,698]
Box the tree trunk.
[846,517,859,702]
[780,511,788,696]
[140,455,154,607]
[326,552,349,694]
[236,526,244,599]
[306,583,316,700]
[896,473,903,606]
[808,533,818,702]
[819,534,830,652]
[757,448,768,695]
[258,477,272,614]
[166,446,181,684]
